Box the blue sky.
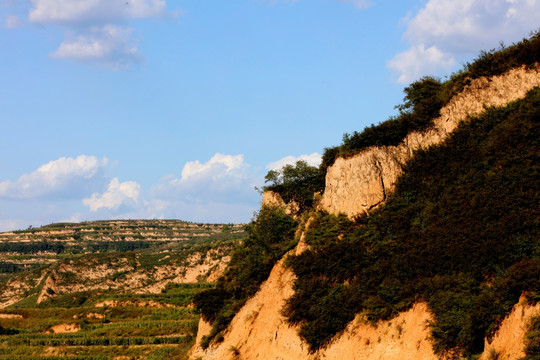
[0,0,538,231]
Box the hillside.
[0,220,245,308]
[0,220,244,359]
[191,33,540,360]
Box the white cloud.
[140,153,261,223]
[22,0,175,69]
[181,153,245,181]
[388,0,540,83]
[151,153,257,204]
[28,0,168,24]
[50,25,142,70]
[387,45,455,84]
[0,155,108,199]
[83,177,140,211]
[266,152,322,171]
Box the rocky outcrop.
[190,253,305,360]
[261,190,300,215]
[320,65,540,217]
[37,270,59,304]
[261,190,287,208]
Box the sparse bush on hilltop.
[320,30,540,173]
[263,160,325,213]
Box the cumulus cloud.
[0,155,108,199]
[266,152,322,171]
[387,45,456,84]
[28,0,168,24]
[151,153,258,204]
[181,153,245,181]
[83,177,140,211]
[388,0,540,83]
[50,25,142,70]
[22,0,175,69]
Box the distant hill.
[0,219,245,359]
[0,219,245,308]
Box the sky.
[0,0,538,231]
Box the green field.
[0,283,213,360]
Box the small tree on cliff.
[263,160,324,212]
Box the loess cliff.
[320,65,540,217]
[191,61,540,359]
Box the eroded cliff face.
[191,66,540,360]
[191,234,439,360]
[261,190,300,215]
[479,296,540,360]
[191,246,539,360]
[320,65,540,217]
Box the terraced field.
[0,220,245,359]
[0,284,209,359]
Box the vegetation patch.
[194,206,298,348]
[263,160,325,213]
[523,316,540,359]
[320,30,540,172]
[284,88,540,355]
[0,285,206,359]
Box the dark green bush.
[321,30,540,173]
[264,160,325,213]
[285,88,540,355]
[523,316,540,359]
[193,206,298,348]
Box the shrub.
[264,160,325,213]
[193,206,298,348]
[284,88,540,355]
[523,316,540,359]
[320,30,540,173]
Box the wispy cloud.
[265,0,373,9]
[4,14,22,28]
[50,25,143,70]
[28,0,168,24]
[388,0,540,83]
[338,0,374,10]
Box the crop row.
[1,335,187,346]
